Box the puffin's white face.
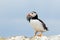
[27,11,38,21]
[27,11,37,17]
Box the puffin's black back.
[37,19,48,31]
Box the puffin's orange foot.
[37,33,43,37]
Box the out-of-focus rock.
[6,36,26,40]
[1,35,60,40]
[0,37,5,40]
[6,36,48,40]
[31,36,48,40]
[48,35,60,40]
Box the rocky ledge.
[0,35,60,40]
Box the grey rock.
[3,35,60,40]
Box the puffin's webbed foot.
[37,33,43,37]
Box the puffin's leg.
[37,32,43,37]
[34,31,37,36]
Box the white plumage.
[26,11,48,36]
[30,19,46,32]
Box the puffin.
[26,11,48,37]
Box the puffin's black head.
[26,11,38,22]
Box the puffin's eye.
[33,11,36,13]
[32,13,33,14]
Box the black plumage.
[26,11,48,36]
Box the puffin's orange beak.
[26,13,32,21]
[27,13,31,16]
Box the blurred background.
[0,0,60,37]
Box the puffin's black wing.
[37,19,48,31]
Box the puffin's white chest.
[30,19,45,32]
